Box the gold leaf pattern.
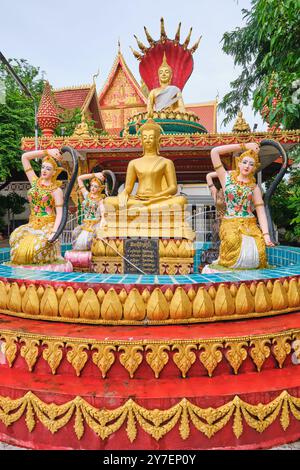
[0,281,7,309]
[235,284,254,315]
[40,286,59,316]
[172,344,196,378]
[20,339,39,372]
[42,340,64,374]
[66,343,89,376]
[193,287,214,318]
[101,288,122,320]
[199,343,223,377]
[1,334,18,367]
[225,341,248,374]
[147,288,169,320]
[91,344,116,378]
[22,284,40,315]
[123,289,145,320]
[79,288,100,319]
[215,284,235,316]
[118,345,143,378]
[59,287,79,318]
[170,287,191,319]
[272,280,288,311]
[272,336,292,368]
[7,282,22,312]
[250,339,271,372]
[145,344,170,378]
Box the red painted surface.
[0,311,300,448]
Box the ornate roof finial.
[174,22,181,44]
[144,26,155,46]
[160,17,167,42]
[134,34,148,53]
[37,81,60,136]
[183,27,193,49]
[189,36,202,54]
[92,69,100,85]
[118,38,121,53]
[130,46,142,61]
[232,110,251,133]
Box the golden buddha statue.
[232,110,251,133]
[96,119,194,240]
[73,114,92,139]
[147,53,186,118]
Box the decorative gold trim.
[54,84,93,92]
[1,277,299,325]
[1,328,300,379]
[0,390,299,442]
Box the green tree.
[0,58,44,183]
[219,0,300,129]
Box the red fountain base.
[0,312,300,450]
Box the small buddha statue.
[147,53,186,118]
[73,114,92,138]
[232,110,251,133]
[98,119,194,240]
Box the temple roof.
[99,50,147,106]
[186,101,217,134]
[54,84,105,130]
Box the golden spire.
[174,22,181,44]
[189,36,202,54]
[144,26,155,46]
[134,34,147,53]
[183,27,193,49]
[160,17,167,42]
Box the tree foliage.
[0,58,44,181]
[219,0,300,129]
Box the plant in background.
[219,0,300,129]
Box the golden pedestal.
[91,237,195,275]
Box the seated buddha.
[147,53,186,118]
[97,119,194,240]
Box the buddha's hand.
[118,190,128,208]
[264,234,275,246]
[47,148,63,161]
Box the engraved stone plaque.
[124,238,159,274]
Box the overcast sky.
[1,0,265,132]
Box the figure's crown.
[131,18,201,91]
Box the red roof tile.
[54,88,91,110]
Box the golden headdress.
[42,154,64,187]
[90,176,105,193]
[159,52,173,75]
[234,149,260,185]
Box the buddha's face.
[238,156,256,177]
[141,129,157,151]
[41,161,54,181]
[158,66,172,85]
